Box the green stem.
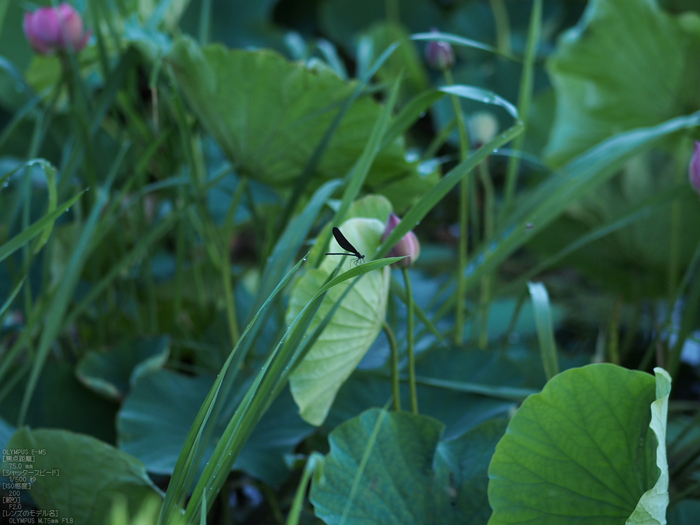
[220,247,239,347]
[664,139,688,370]
[668,261,700,377]
[223,177,248,235]
[422,117,456,161]
[61,52,99,207]
[23,81,62,319]
[174,197,186,323]
[500,0,541,222]
[198,0,213,45]
[260,482,285,525]
[477,161,495,349]
[384,321,401,411]
[218,178,247,346]
[444,68,471,345]
[402,267,418,415]
[469,167,480,248]
[669,138,687,303]
[215,177,247,347]
[456,176,468,345]
[504,288,528,340]
[489,0,512,55]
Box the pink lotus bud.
[383,213,421,267]
[23,3,91,55]
[690,141,700,197]
[424,28,454,70]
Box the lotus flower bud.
[690,141,700,197]
[23,3,90,55]
[424,29,454,70]
[383,213,421,267]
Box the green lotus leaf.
[2,428,161,525]
[311,408,506,524]
[288,218,390,425]
[167,37,418,189]
[488,364,669,525]
[545,0,700,165]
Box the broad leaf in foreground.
[3,428,162,525]
[488,364,670,525]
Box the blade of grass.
[92,0,123,54]
[0,93,48,152]
[527,282,559,380]
[309,72,404,269]
[0,278,25,320]
[375,121,524,259]
[286,453,323,525]
[279,40,403,230]
[311,73,408,268]
[460,111,700,295]
[441,69,474,347]
[159,257,308,524]
[183,257,401,522]
[33,161,57,253]
[438,85,519,120]
[251,179,342,317]
[0,360,32,410]
[0,192,84,264]
[198,0,212,44]
[1,161,36,194]
[339,405,391,525]
[401,268,418,414]
[211,180,346,417]
[265,261,366,418]
[385,321,401,411]
[87,0,109,78]
[411,31,518,61]
[380,90,445,149]
[356,35,373,80]
[89,48,138,136]
[317,39,348,80]
[0,299,48,393]
[64,212,180,327]
[490,0,512,54]
[497,183,691,297]
[17,143,129,425]
[337,73,403,219]
[404,374,537,401]
[0,57,34,97]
